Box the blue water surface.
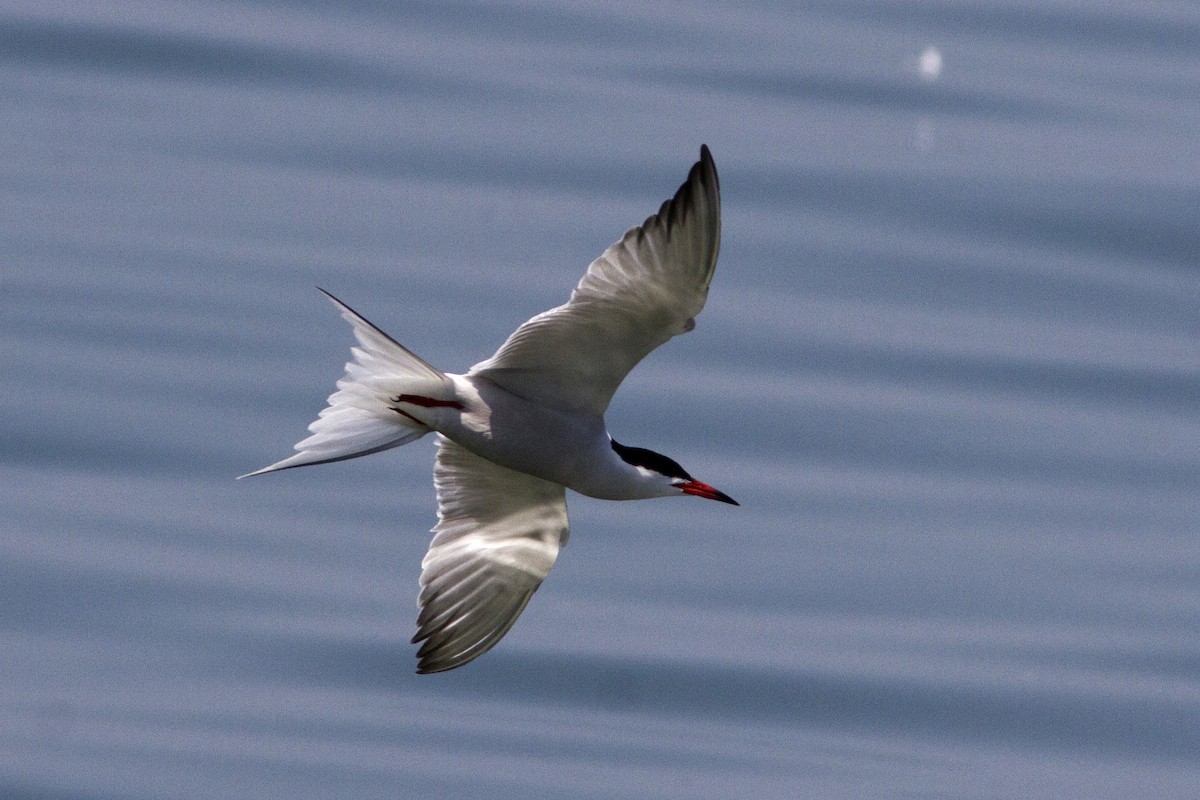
[2,2,1198,798]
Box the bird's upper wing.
[412,435,569,673]
[469,145,721,415]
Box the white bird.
[242,145,736,673]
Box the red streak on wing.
[392,394,465,410]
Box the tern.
[242,145,736,673]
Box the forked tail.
[239,289,450,478]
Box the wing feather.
[469,145,721,414]
[412,436,568,673]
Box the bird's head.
[610,439,738,505]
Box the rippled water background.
[3,2,1199,797]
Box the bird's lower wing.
[469,145,720,415]
[412,435,569,673]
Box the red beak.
[679,480,739,506]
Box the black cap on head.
[610,439,693,480]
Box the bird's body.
[396,373,678,501]
[243,146,735,673]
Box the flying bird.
[242,145,736,673]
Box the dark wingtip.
[697,144,718,190]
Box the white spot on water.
[918,46,942,82]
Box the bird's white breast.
[422,374,651,500]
